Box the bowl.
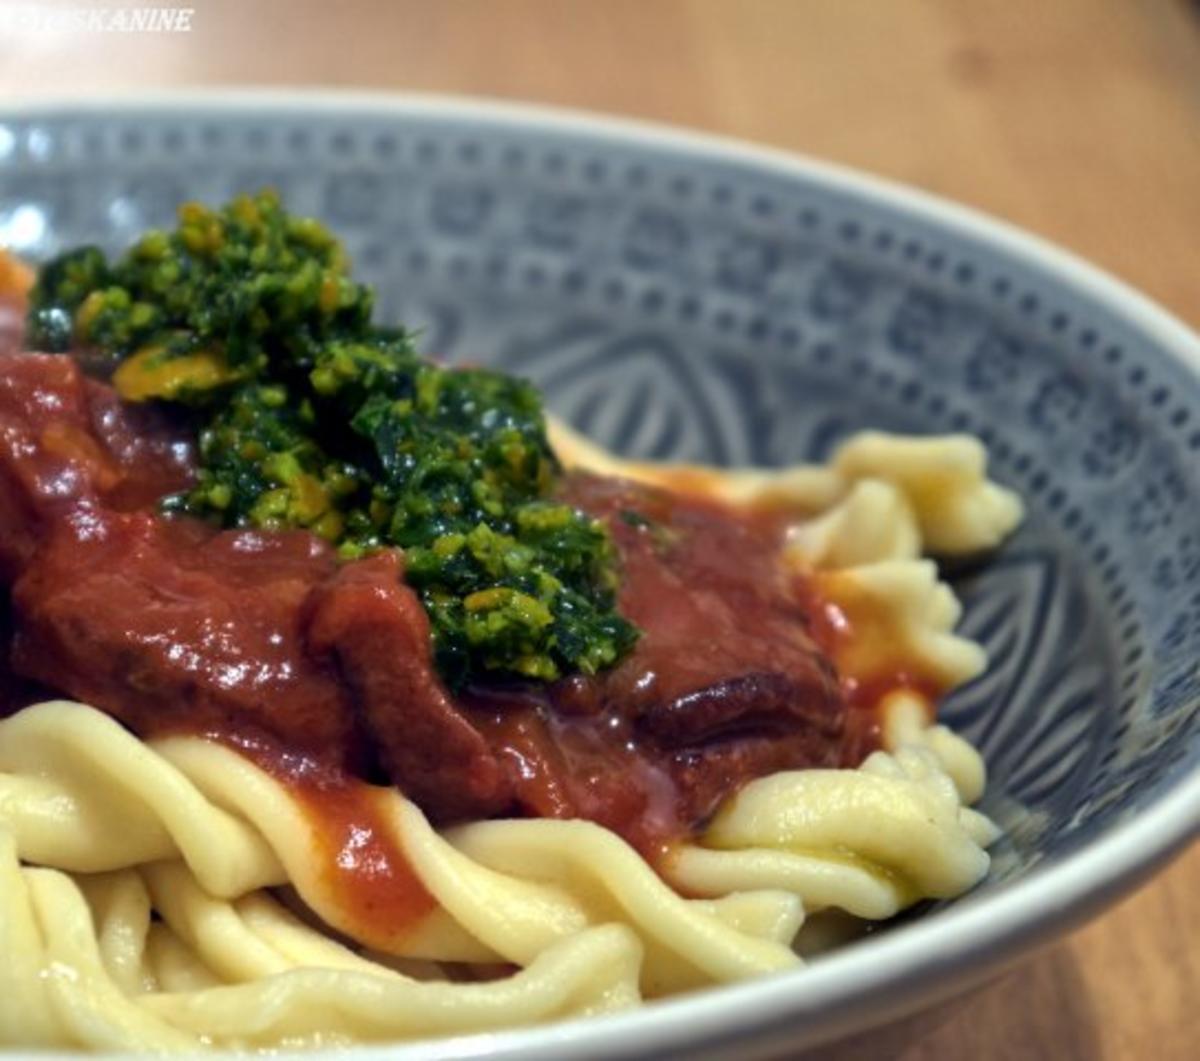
[1,93,1197,1059]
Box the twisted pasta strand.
[0,694,993,1050]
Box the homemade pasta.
[0,196,1023,1051]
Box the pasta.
[0,429,1019,1052]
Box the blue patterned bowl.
[2,94,1197,1060]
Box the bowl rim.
[1,90,1198,1060]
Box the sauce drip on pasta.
[217,729,439,945]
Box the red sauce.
[802,580,947,714]
[212,729,437,946]
[464,691,690,863]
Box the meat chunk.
[10,508,365,761]
[12,508,513,817]
[0,353,102,580]
[454,474,852,851]
[558,473,846,757]
[640,670,842,748]
[307,553,512,821]
[82,378,196,510]
[0,353,193,582]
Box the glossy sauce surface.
[803,579,947,717]
[215,729,437,946]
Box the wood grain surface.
[1,2,1197,1057]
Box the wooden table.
[2,1,1197,1057]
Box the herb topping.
[29,191,638,686]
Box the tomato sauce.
[802,579,946,714]
[212,728,437,946]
